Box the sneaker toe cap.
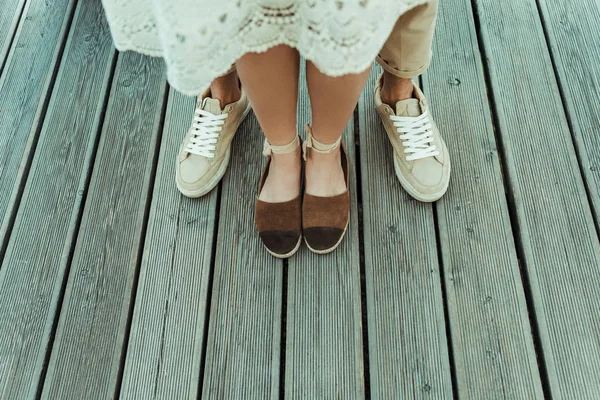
[177,157,221,188]
[411,158,445,188]
[394,153,450,201]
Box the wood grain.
[475,0,600,396]
[202,111,283,398]
[0,0,26,72]
[0,1,101,397]
[422,0,543,396]
[40,52,167,399]
[119,90,217,400]
[0,0,75,257]
[285,64,365,398]
[359,67,452,398]
[537,0,600,223]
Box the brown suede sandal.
[255,135,303,258]
[302,124,350,254]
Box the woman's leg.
[305,61,371,196]
[236,45,301,203]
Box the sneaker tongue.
[395,98,422,117]
[202,97,223,114]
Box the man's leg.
[210,69,242,106]
[377,0,438,105]
[374,0,451,202]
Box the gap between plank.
[0,0,28,77]
[35,49,119,398]
[113,81,170,399]
[532,0,600,240]
[0,0,79,265]
[418,75,459,400]
[468,0,553,397]
[197,180,224,398]
[431,204,458,400]
[279,259,288,399]
[353,105,371,398]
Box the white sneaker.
[374,74,451,202]
[176,89,251,198]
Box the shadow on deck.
[1,0,600,398]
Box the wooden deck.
[1,0,600,398]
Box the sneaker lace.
[390,110,440,161]
[184,104,228,158]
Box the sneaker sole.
[264,235,303,259]
[305,217,349,255]
[176,103,252,198]
[177,148,231,198]
[393,153,451,203]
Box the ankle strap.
[263,135,300,157]
[302,124,342,161]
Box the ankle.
[381,72,414,106]
[210,71,242,106]
[306,147,342,166]
[271,147,301,169]
[259,148,301,203]
[305,147,346,196]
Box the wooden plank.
[202,111,283,398]
[0,1,107,397]
[0,0,75,256]
[119,90,217,400]
[421,0,544,396]
[40,53,167,399]
[474,0,600,397]
[537,0,600,223]
[0,0,26,71]
[358,67,452,398]
[285,65,364,398]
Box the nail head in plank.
[0,0,115,396]
[119,90,217,400]
[0,0,27,72]
[422,0,544,396]
[0,0,76,258]
[285,63,365,398]
[202,112,283,399]
[474,0,600,396]
[41,52,167,399]
[359,66,453,398]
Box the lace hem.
[102,0,429,96]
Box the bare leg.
[209,70,242,106]
[236,45,301,203]
[380,70,415,106]
[305,61,371,197]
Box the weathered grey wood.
[422,0,544,397]
[120,90,216,400]
[359,67,452,398]
[0,0,26,71]
[475,0,600,397]
[285,65,364,398]
[537,0,600,225]
[203,112,283,398]
[0,1,108,397]
[535,12,600,392]
[0,0,75,256]
[40,53,167,399]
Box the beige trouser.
[377,0,438,78]
[224,0,438,79]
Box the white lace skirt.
[101,0,428,95]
